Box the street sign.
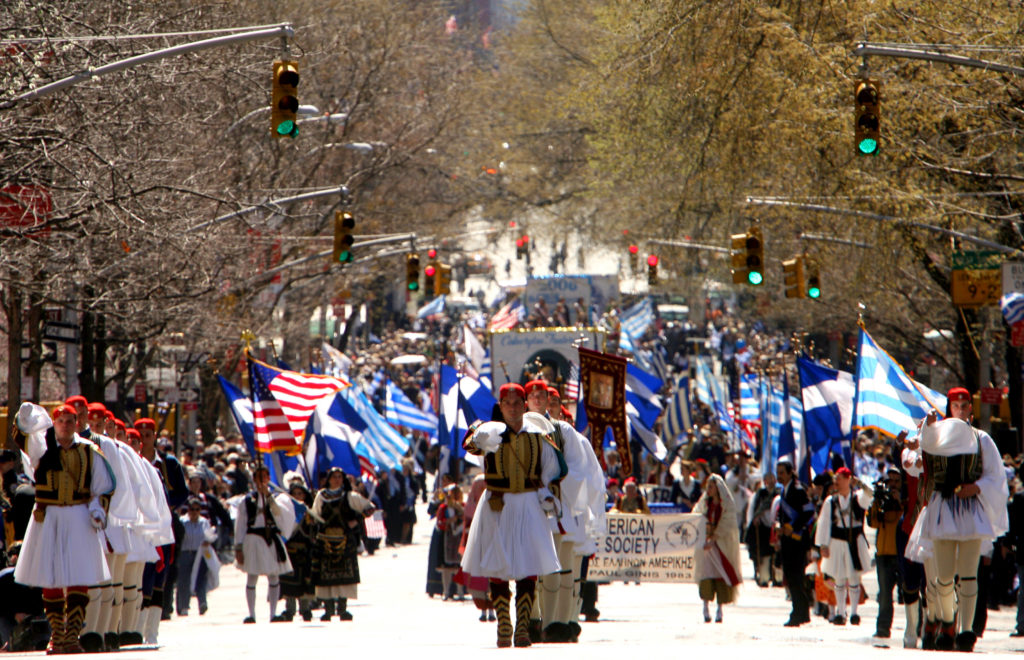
[0,184,52,234]
[951,251,1002,307]
[979,387,1002,405]
[1003,262,1024,296]
[42,321,81,343]
[135,382,147,403]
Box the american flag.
[248,357,349,455]
[488,298,524,331]
[565,362,580,401]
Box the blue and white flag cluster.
[385,382,438,436]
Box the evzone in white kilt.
[235,491,296,576]
[814,489,874,583]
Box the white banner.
[588,513,705,583]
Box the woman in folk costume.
[814,467,874,626]
[311,468,375,621]
[13,403,115,654]
[454,473,496,622]
[905,388,1008,653]
[693,473,742,623]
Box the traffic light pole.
[646,238,731,254]
[745,196,1021,256]
[3,24,295,108]
[187,185,350,233]
[853,43,1024,78]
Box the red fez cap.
[499,383,526,401]
[947,387,971,403]
[546,386,560,398]
[560,405,572,420]
[104,410,115,420]
[65,395,88,408]
[606,478,620,489]
[624,476,637,486]
[87,402,107,417]
[115,419,126,430]
[695,458,708,464]
[835,467,853,478]
[52,404,77,419]
[134,418,156,431]
[524,380,549,396]
[126,428,141,440]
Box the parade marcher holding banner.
[694,473,742,623]
[13,403,115,655]
[814,467,874,626]
[906,387,1009,652]
[461,383,567,648]
[611,478,650,514]
[775,460,815,627]
[235,465,296,624]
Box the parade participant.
[175,497,215,616]
[694,473,742,623]
[671,461,702,512]
[814,467,874,626]
[115,428,170,649]
[435,484,466,601]
[744,473,777,587]
[906,387,1009,652]
[454,473,495,623]
[77,403,141,653]
[724,450,754,531]
[426,474,456,599]
[311,467,374,621]
[524,379,594,643]
[544,383,605,642]
[13,403,115,655]
[897,430,928,649]
[134,417,186,645]
[235,464,296,623]
[460,383,567,648]
[64,396,89,437]
[611,477,650,514]
[280,476,317,623]
[775,460,815,627]
[868,466,904,640]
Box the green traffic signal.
[807,285,821,299]
[276,120,298,137]
[747,271,763,286]
[408,281,419,291]
[857,138,878,155]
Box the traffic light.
[426,248,437,260]
[647,254,659,286]
[406,253,420,292]
[731,227,764,286]
[805,259,822,299]
[271,60,300,138]
[436,263,452,295]
[423,261,437,296]
[854,79,880,155]
[516,235,530,259]
[782,256,806,299]
[332,211,355,264]
[628,244,639,273]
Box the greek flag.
[629,413,667,461]
[799,357,854,477]
[854,327,947,439]
[739,374,760,423]
[385,382,438,435]
[619,298,655,342]
[625,362,664,429]
[1001,292,1024,326]
[695,357,735,443]
[664,376,692,446]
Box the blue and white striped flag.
[854,328,947,439]
[620,298,655,342]
[739,374,760,423]
[664,376,692,446]
[695,357,735,444]
[385,382,439,436]
[625,362,664,429]
[416,295,446,319]
[799,357,854,477]
[1001,292,1024,326]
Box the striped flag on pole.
[619,297,655,340]
[489,298,525,331]
[854,327,947,439]
[664,375,692,444]
[385,382,439,435]
[248,356,349,455]
[565,362,581,401]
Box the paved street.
[12,500,1020,659]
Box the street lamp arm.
[187,185,350,234]
[745,196,1021,256]
[226,104,320,134]
[2,24,295,108]
[853,43,1024,77]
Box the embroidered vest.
[922,434,984,500]
[35,443,93,506]
[483,431,549,493]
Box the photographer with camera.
[868,466,904,641]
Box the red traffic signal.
[647,254,659,267]
[427,248,437,259]
[424,264,437,278]
[628,245,639,254]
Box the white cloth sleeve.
[975,431,1010,537]
[271,493,297,539]
[814,496,832,547]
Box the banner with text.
[588,513,705,583]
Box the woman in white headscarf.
[693,473,742,623]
